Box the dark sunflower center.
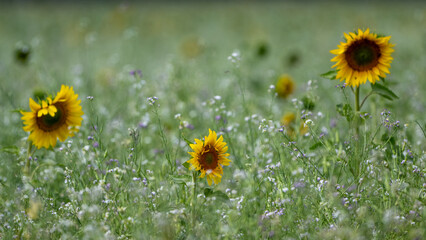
[345,39,381,71]
[36,103,67,132]
[199,149,219,170]
[42,109,62,126]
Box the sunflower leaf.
[204,188,214,197]
[320,70,337,80]
[371,83,398,100]
[11,108,24,113]
[182,162,191,169]
[211,190,230,202]
[204,188,230,202]
[181,135,194,146]
[336,104,353,122]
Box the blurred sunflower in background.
[281,112,296,126]
[280,112,309,137]
[187,129,231,185]
[180,36,204,59]
[275,74,295,99]
[21,85,84,149]
[331,28,394,87]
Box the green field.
[0,2,425,239]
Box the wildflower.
[187,129,231,185]
[21,85,84,149]
[275,74,295,98]
[331,28,394,87]
[227,50,241,63]
[147,96,158,105]
[129,69,142,78]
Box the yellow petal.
[29,98,41,111]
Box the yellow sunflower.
[187,129,231,185]
[275,74,295,99]
[281,112,296,126]
[280,112,308,137]
[331,28,394,87]
[299,122,309,136]
[21,85,84,149]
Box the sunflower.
[21,85,84,149]
[187,129,231,185]
[281,112,296,126]
[275,74,295,98]
[331,28,394,87]
[280,112,309,137]
[299,122,309,136]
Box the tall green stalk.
[354,86,360,137]
[191,171,197,227]
[353,86,361,178]
[24,142,33,176]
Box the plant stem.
[191,171,197,227]
[234,68,255,156]
[355,86,360,112]
[353,86,361,179]
[153,105,174,173]
[360,90,374,110]
[354,86,360,137]
[24,142,33,176]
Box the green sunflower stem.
[353,86,361,178]
[24,141,33,176]
[354,86,361,137]
[191,171,197,226]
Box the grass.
[0,2,425,239]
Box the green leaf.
[11,108,24,113]
[182,162,191,169]
[320,70,338,80]
[169,175,191,185]
[204,188,214,197]
[211,190,230,202]
[0,146,20,155]
[181,135,194,146]
[336,104,353,122]
[309,142,323,150]
[203,188,230,202]
[371,83,398,101]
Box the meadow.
[0,2,425,239]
